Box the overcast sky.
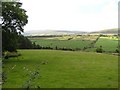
[20,0,119,32]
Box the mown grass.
[3,50,118,88]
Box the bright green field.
[3,50,118,88]
[31,39,92,49]
[29,35,98,50]
[95,37,118,52]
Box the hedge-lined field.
[29,35,99,50]
[31,39,92,50]
[95,36,118,52]
[29,35,119,52]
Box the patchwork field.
[29,35,119,52]
[29,35,98,50]
[2,35,119,88]
[3,50,118,88]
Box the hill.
[24,30,87,36]
[90,28,119,35]
[24,28,119,36]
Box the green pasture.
[29,35,98,50]
[3,50,118,88]
[95,37,118,52]
[31,39,92,49]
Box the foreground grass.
[3,50,118,88]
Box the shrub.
[55,46,58,50]
[115,49,120,53]
[96,46,103,53]
[3,51,21,59]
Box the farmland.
[2,0,119,88]
[3,50,118,88]
[29,35,98,50]
[2,34,119,88]
[28,35,118,52]
[95,36,118,52]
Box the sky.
[20,0,119,32]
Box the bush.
[3,51,21,59]
[55,46,58,50]
[96,46,103,53]
[115,49,120,53]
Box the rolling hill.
[24,30,87,36]
[24,28,119,36]
[90,28,119,35]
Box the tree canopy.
[2,2,28,52]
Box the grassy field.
[3,50,118,88]
[29,35,119,52]
[95,36,118,52]
[31,39,92,49]
[29,35,98,50]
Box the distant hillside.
[24,28,119,36]
[24,30,87,36]
[90,28,119,35]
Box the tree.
[17,35,33,49]
[96,45,103,53]
[2,2,28,52]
